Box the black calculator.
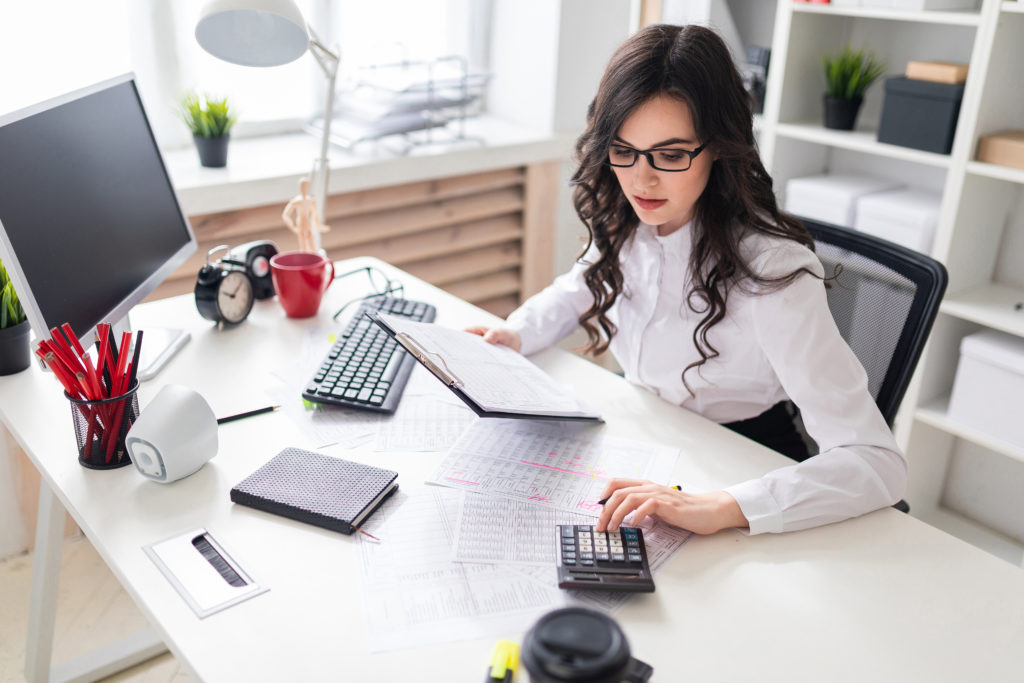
[556,524,655,593]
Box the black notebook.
[230,448,398,535]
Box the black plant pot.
[0,320,31,375]
[823,95,863,131]
[193,134,230,168]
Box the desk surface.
[2,257,1023,682]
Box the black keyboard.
[302,296,436,413]
[556,524,655,592]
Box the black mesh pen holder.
[66,380,140,469]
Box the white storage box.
[854,188,941,253]
[948,330,1024,449]
[889,0,978,10]
[785,174,902,227]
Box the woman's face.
[610,94,714,236]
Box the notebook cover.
[230,447,398,535]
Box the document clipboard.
[368,311,602,422]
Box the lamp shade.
[195,0,310,67]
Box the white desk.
[5,257,1024,682]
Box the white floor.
[0,535,187,683]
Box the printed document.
[371,313,601,420]
[358,487,566,652]
[427,419,679,514]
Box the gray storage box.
[877,77,965,154]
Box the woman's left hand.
[595,478,748,535]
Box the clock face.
[218,271,254,324]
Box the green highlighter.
[485,640,519,683]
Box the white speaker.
[126,384,218,483]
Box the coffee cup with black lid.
[520,607,653,683]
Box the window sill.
[164,116,573,216]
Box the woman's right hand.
[465,326,522,353]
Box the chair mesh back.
[815,243,916,403]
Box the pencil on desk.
[217,405,280,425]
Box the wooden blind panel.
[324,167,524,219]
[325,187,523,249]
[474,294,520,320]
[330,214,523,266]
[443,268,520,304]
[147,163,558,318]
[403,242,522,287]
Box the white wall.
[488,0,634,274]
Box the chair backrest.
[800,218,948,426]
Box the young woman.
[467,24,906,536]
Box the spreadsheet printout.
[427,419,679,514]
[357,486,566,652]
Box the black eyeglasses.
[606,141,709,172]
[332,266,405,321]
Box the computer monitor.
[0,73,197,379]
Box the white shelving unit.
[752,0,1024,566]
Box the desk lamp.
[195,0,338,252]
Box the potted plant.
[177,92,237,168]
[0,259,30,375]
[821,45,886,131]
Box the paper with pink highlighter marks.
[427,418,678,514]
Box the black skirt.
[722,401,811,462]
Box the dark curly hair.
[571,24,815,393]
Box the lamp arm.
[306,29,339,253]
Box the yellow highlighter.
[485,640,519,683]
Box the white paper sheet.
[508,518,693,613]
[427,419,679,514]
[453,493,595,565]
[378,314,599,418]
[373,386,477,452]
[357,487,566,652]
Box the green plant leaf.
[176,91,237,138]
[822,45,886,99]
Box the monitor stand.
[135,327,190,380]
[112,316,190,381]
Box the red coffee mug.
[269,251,335,318]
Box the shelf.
[967,160,1024,185]
[775,122,954,167]
[1003,1,1024,14]
[791,3,982,25]
[915,506,1024,567]
[940,282,1024,337]
[917,396,1024,464]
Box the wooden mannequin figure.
[281,177,329,252]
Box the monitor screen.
[0,74,196,349]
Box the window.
[0,0,490,150]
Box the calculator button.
[596,553,610,561]
[561,526,575,537]
[628,553,642,563]
[562,551,576,560]
[562,557,576,565]
[611,554,625,562]
[578,525,593,532]
[610,540,623,549]
[580,552,594,560]
[580,559,595,566]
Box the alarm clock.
[194,245,255,325]
[227,240,278,300]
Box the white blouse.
[505,221,907,534]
